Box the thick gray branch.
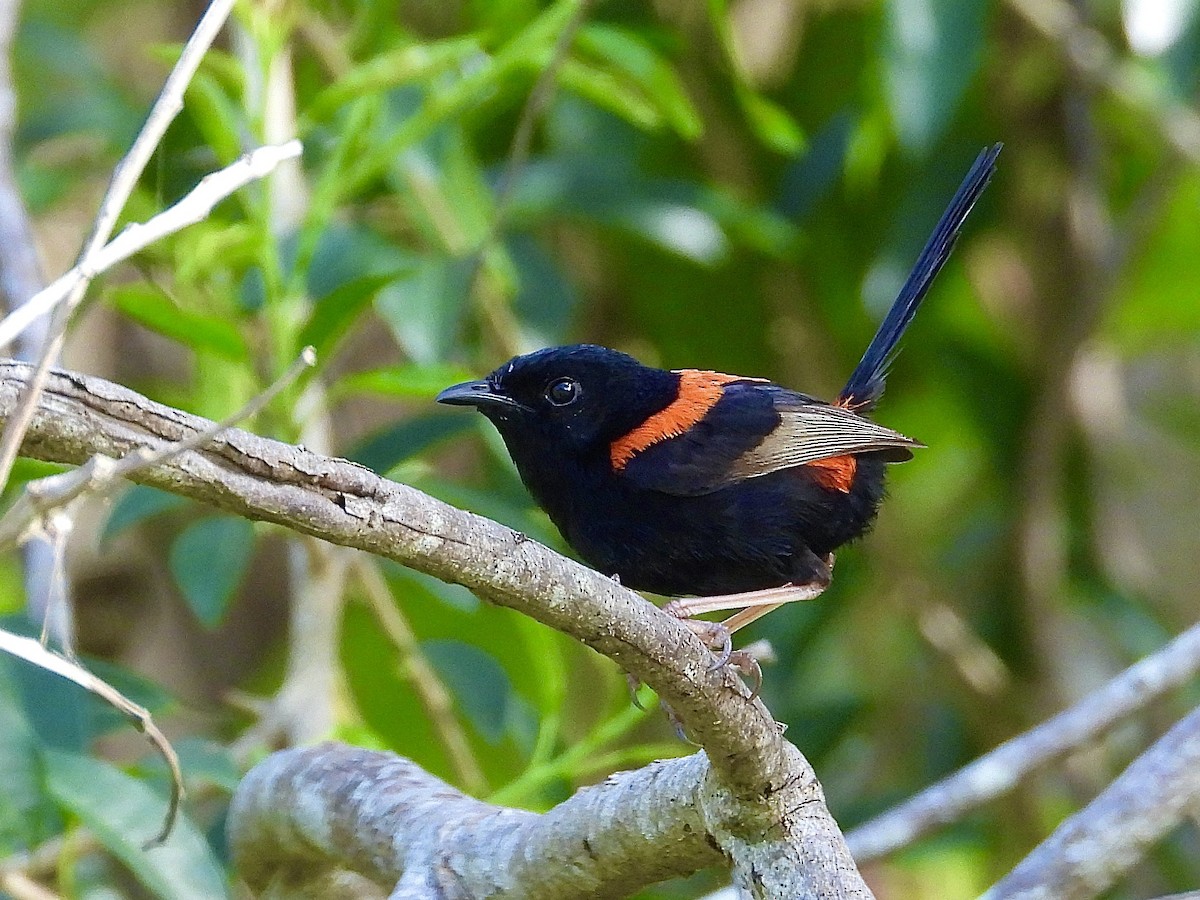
[0,360,871,898]
[984,703,1200,899]
[231,743,722,898]
[230,742,868,900]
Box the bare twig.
[353,556,487,795]
[846,620,1200,862]
[0,141,303,354]
[467,0,592,357]
[0,0,238,493]
[0,361,872,898]
[0,347,316,552]
[984,704,1200,899]
[0,629,183,847]
[0,0,73,647]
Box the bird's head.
[436,344,677,456]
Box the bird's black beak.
[435,379,519,410]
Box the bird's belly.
[562,457,888,596]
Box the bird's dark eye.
[544,377,580,407]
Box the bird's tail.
[839,143,1002,411]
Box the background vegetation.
[1,0,1198,896]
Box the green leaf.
[422,639,512,743]
[305,36,485,123]
[0,660,54,851]
[558,59,664,132]
[336,364,475,401]
[43,750,229,900]
[576,24,702,140]
[705,0,804,154]
[375,256,475,364]
[298,272,403,360]
[168,517,255,628]
[347,415,474,474]
[109,285,249,362]
[102,486,189,544]
[884,0,988,154]
[740,91,805,156]
[184,71,243,166]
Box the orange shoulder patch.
[610,370,743,471]
[805,454,857,493]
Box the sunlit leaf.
[109,285,249,362]
[576,24,702,140]
[336,364,476,401]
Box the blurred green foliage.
[1,0,1199,897]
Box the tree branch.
[0,359,871,898]
[846,619,1200,862]
[984,703,1200,899]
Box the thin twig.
[467,0,592,357]
[0,348,315,553]
[0,348,314,844]
[846,620,1200,862]
[0,0,237,493]
[0,629,182,847]
[0,141,303,354]
[0,0,74,647]
[353,556,487,795]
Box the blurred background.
[1,0,1199,897]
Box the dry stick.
[0,347,316,551]
[0,348,314,845]
[353,556,487,795]
[984,703,1200,900]
[846,620,1200,862]
[0,0,75,647]
[0,0,236,493]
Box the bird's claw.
[677,619,733,670]
[727,649,764,700]
[625,671,646,710]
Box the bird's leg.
[661,580,826,621]
[663,554,834,676]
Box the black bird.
[438,145,1000,642]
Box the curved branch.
[0,360,872,898]
[230,743,722,898]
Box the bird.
[437,144,1001,666]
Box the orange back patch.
[805,454,857,493]
[610,370,743,470]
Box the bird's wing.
[615,382,922,497]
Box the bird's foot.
[727,649,763,700]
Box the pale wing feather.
[726,403,922,481]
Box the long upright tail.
[839,143,1002,410]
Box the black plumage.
[437,145,1000,609]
